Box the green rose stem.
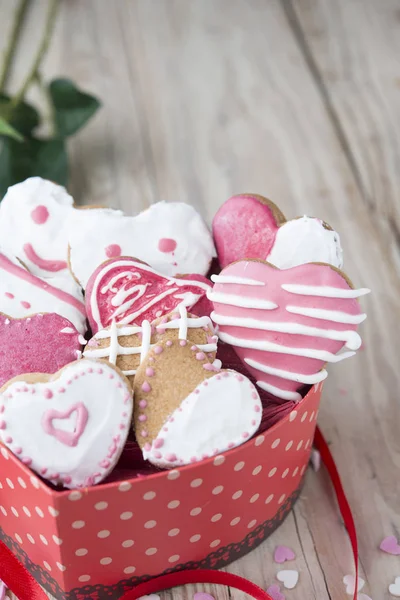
[0,0,31,94]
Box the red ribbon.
[0,426,359,600]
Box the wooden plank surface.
[1,1,399,598]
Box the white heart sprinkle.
[389,577,400,597]
[277,569,299,589]
[343,574,365,595]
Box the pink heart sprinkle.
[266,584,285,600]
[193,594,216,600]
[380,535,400,555]
[274,545,296,563]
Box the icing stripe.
[256,380,302,402]
[101,271,140,294]
[108,320,119,365]
[156,315,213,331]
[281,284,371,298]
[207,290,278,310]
[140,320,152,363]
[217,330,356,363]
[94,326,142,339]
[211,311,361,350]
[178,305,188,339]
[286,306,367,324]
[244,358,328,384]
[118,288,180,325]
[210,275,265,286]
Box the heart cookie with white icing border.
[0,359,133,489]
[208,259,369,402]
[83,308,218,386]
[85,257,212,333]
[133,338,262,468]
[212,193,343,270]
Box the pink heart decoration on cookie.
[209,260,368,402]
[0,359,133,488]
[274,545,296,563]
[266,585,285,600]
[0,312,82,388]
[86,257,212,333]
[380,536,400,555]
[213,194,343,269]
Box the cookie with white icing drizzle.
[83,306,218,386]
[133,338,262,469]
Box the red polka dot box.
[0,382,322,600]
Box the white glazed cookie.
[0,247,87,334]
[0,359,133,489]
[69,201,216,288]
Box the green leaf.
[0,94,40,136]
[49,78,101,137]
[0,117,23,141]
[0,136,68,199]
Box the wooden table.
[1,1,399,598]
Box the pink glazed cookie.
[0,359,133,489]
[208,260,369,402]
[213,194,343,269]
[85,257,213,333]
[0,313,83,388]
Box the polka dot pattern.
[0,381,321,591]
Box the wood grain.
[0,1,399,599]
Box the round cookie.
[133,339,262,469]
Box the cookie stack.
[0,179,369,490]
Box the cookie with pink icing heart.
[83,307,217,386]
[0,247,87,334]
[68,200,215,288]
[208,260,369,402]
[85,256,213,334]
[0,359,133,488]
[213,194,343,269]
[133,338,262,468]
[0,312,83,388]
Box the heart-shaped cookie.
[69,200,215,287]
[212,194,343,269]
[85,257,212,333]
[208,260,369,402]
[83,307,217,385]
[0,359,133,488]
[0,247,86,334]
[0,312,83,388]
[133,339,262,468]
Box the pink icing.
[141,382,151,393]
[44,389,53,399]
[105,244,122,258]
[196,352,206,360]
[180,340,187,346]
[31,205,49,225]
[158,238,177,253]
[23,244,67,272]
[41,403,89,447]
[20,301,31,309]
[139,400,147,408]
[145,368,155,377]
[154,346,163,355]
[0,314,82,389]
[154,438,164,449]
[5,292,14,299]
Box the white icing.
[244,358,328,384]
[210,275,265,286]
[60,327,75,334]
[286,306,367,324]
[207,290,278,310]
[111,285,150,319]
[217,330,356,363]
[210,311,361,350]
[0,359,133,489]
[143,371,262,468]
[94,325,142,338]
[140,320,152,363]
[117,288,180,325]
[212,359,222,370]
[0,247,87,334]
[281,284,371,298]
[68,201,216,288]
[178,305,188,339]
[267,216,344,269]
[101,271,139,294]
[255,380,302,402]
[108,320,119,365]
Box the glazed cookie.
[0,248,87,334]
[133,339,262,468]
[85,256,212,333]
[69,201,216,288]
[83,307,218,385]
[213,194,343,269]
[208,260,369,402]
[0,359,133,489]
[0,313,83,388]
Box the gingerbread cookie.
[133,339,262,468]
[83,307,217,385]
[213,194,343,269]
[85,256,212,333]
[69,201,215,288]
[0,359,133,489]
[0,313,83,388]
[208,259,369,402]
[0,248,87,334]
